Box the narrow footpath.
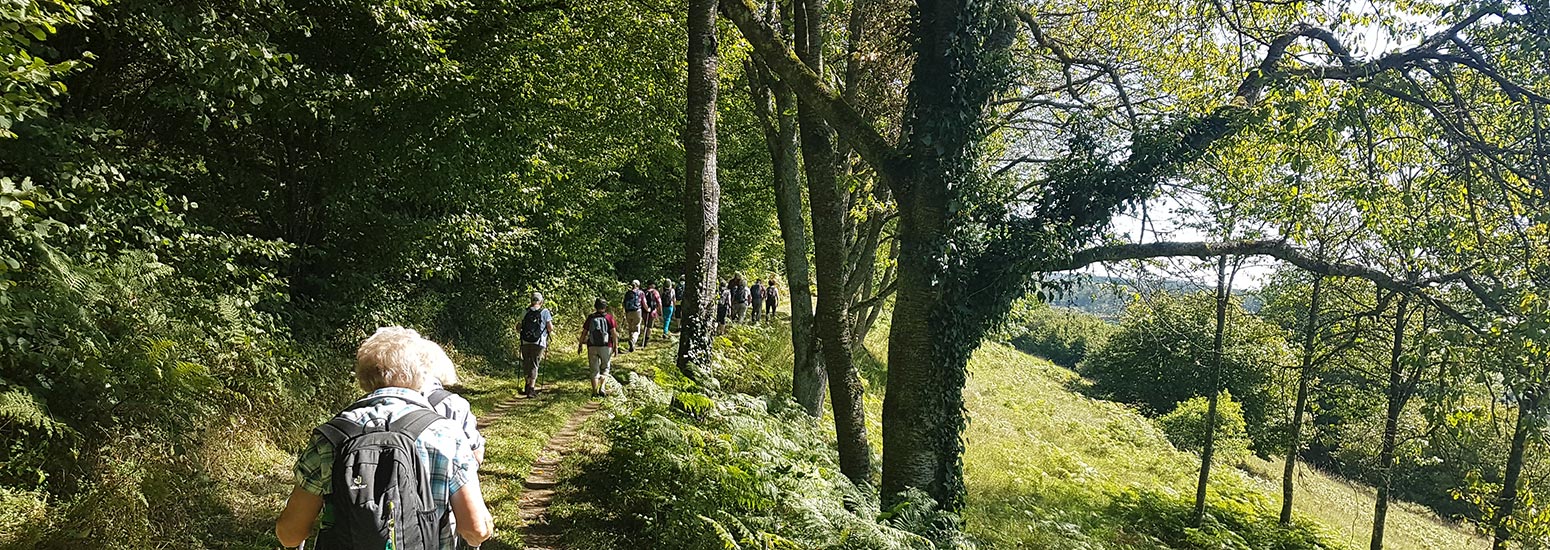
[506,400,603,549]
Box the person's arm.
[276,487,324,547]
[451,479,495,546]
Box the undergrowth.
[554,323,969,549]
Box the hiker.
[660,279,678,336]
[576,298,620,397]
[418,337,486,464]
[749,279,765,323]
[276,327,494,550]
[642,280,662,347]
[728,274,748,322]
[716,279,730,332]
[765,279,779,319]
[622,280,644,352]
[519,292,556,397]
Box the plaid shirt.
[293,387,478,550]
[426,380,484,453]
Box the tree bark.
[1281,274,1324,524]
[1371,293,1411,550]
[747,56,825,417]
[794,0,872,485]
[1493,392,1539,550]
[1194,255,1234,526]
[881,200,961,508]
[676,0,720,378]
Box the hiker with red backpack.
[518,292,556,397]
[621,280,645,352]
[276,327,494,550]
[576,298,620,397]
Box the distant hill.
[1045,274,1264,319]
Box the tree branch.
[1049,239,1483,330]
[720,0,903,178]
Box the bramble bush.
[1108,486,1342,550]
[992,298,1115,367]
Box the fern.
[0,388,73,439]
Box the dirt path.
[492,398,601,550]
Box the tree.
[1192,255,1238,525]
[724,0,1537,510]
[677,0,721,378]
[747,50,825,417]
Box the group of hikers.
[274,276,782,548]
[715,273,779,331]
[513,275,783,398]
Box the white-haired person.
[276,327,494,550]
[417,337,486,464]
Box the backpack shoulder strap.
[316,417,366,451]
[427,388,453,408]
[388,408,445,441]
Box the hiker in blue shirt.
[518,292,556,397]
[660,279,679,336]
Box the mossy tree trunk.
[793,0,873,484]
[677,0,720,378]
[747,52,825,417]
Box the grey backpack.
[314,403,446,550]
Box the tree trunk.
[1194,255,1233,526]
[1493,392,1539,550]
[676,0,720,378]
[1281,274,1324,524]
[880,203,962,508]
[794,0,872,485]
[1371,294,1410,550]
[877,0,1005,511]
[747,56,825,417]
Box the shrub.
[994,298,1115,367]
[1079,292,1294,454]
[1157,392,1251,463]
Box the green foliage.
[1157,392,1251,463]
[0,0,92,138]
[995,297,1116,367]
[569,374,949,550]
[1080,291,1294,453]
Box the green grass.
[470,338,672,549]
[946,342,1487,550]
